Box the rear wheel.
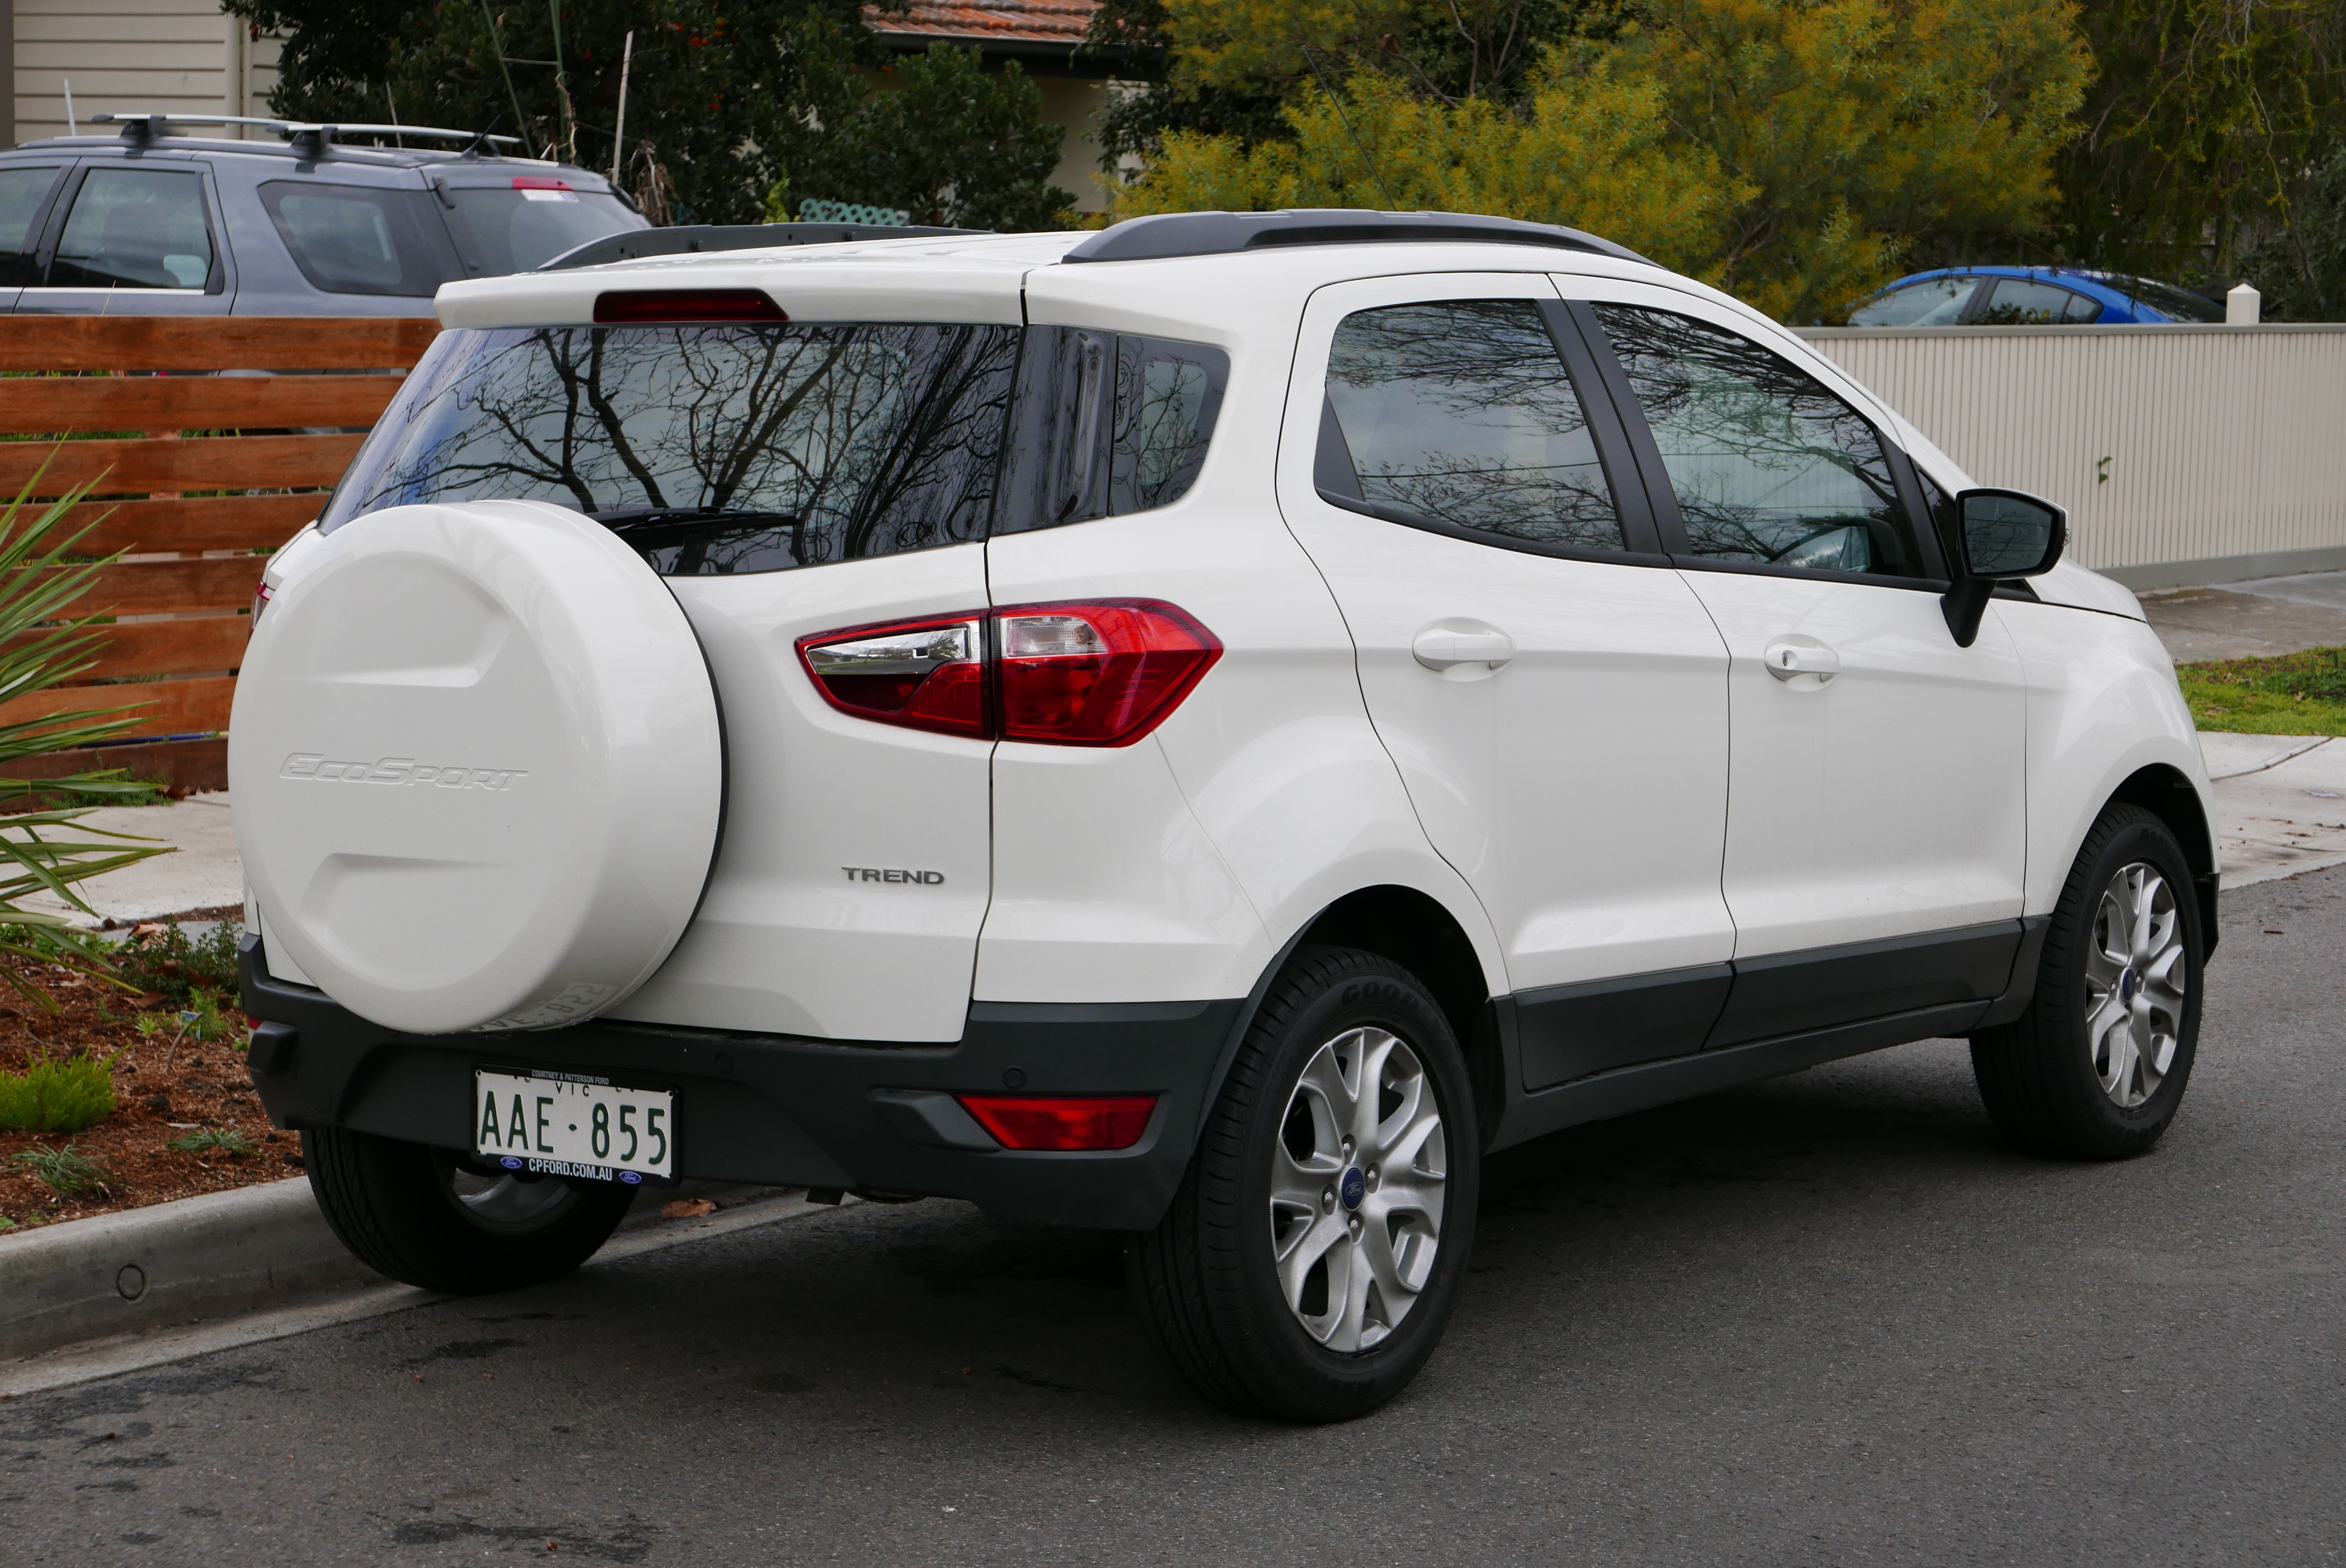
[1128,946,1478,1422]
[304,1126,635,1293]
[1970,804,2204,1159]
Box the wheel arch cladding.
[1297,884,1502,1147]
[2107,763,2220,955]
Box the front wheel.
[1970,804,2205,1160]
[304,1126,636,1293]
[1128,946,1479,1422]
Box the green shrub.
[117,917,244,1006]
[10,1143,111,1198]
[0,1051,117,1132]
[135,986,245,1049]
[166,1127,256,1158]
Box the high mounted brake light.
[512,176,572,191]
[593,289,788,324]
[797,600,1221,747]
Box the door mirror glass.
[1958,489,2066,577]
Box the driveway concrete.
[14,793,241,928]
[2,865,2341,1565]
[2143,569,2346,662]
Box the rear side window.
[0,166,62,287]
[996,329,1227,530]
[49,167,214,289]
[1847,276,1975,327]
[322,322,1021,575]
[1319,299,1624,553]
[1979,278,2102,324]
[259,182,451,296]
[440,186,646,275]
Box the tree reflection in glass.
[327,322,1021,574]
[1589,305,1918,576]
[1325,300,1624,552]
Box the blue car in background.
[1847,266,2226,326]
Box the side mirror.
[1942,488,2067,646]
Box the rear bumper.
[240,939,1238,1230]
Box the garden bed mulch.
[0,961,298,1237]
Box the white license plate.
[473,1068,674,1181]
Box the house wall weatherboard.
[1799,323,2346,590]
[8,0,279,148]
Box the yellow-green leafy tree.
[1115,0,2092,321]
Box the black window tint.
[440,187,644,274]
[0,166,62,287]
[1323,300,1624,552]
[997,327,1228,530]
[1979,278,2092,325]
[320,323,1021,575]
[1591,304,1920,578]
[260,182,451,297]
[49,168,214,289]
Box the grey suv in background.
[0,116,647,315]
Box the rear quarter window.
[259,182,453,296]
[996,329,1228,530]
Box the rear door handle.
[1412,624,1516,672]
[1763,638,1841,682]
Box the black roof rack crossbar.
[540,222,980,271]
[1060,209,1654,267]
[91,111,520,150]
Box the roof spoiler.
[1060,209,1654,267]
[540,222,981,271]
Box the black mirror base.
[1942,578,1994,647]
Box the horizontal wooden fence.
[0,316,435,792]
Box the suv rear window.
[259,182,453,296]
[321,322,1022,574]
[440,186,646,274]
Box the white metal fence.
[1795,324,2346,590]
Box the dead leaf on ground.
[661,1197,717,1219]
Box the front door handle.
[1412,624,1517,673]
[1763,637,1841,682]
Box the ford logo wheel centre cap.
[1339,1167,1366,1211]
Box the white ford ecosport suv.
[234,210,2219,1423]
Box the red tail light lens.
[957,1094,1158,1151]
[797,615,988,740]
[594,289,789,324]
[797,600,1219,747]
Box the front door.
[17,158,234,316]
[1278,274,1736,1088]
[1566,288,2030,1044]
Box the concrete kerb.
[0,1175,835,1398]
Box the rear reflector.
[594,289,788,324]
[957,1095,1158,1151]
[797,599,1220,747]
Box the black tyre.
[1128,945,1479,1423]
[304,1127,635,1293]
[1970,804,2205,1160]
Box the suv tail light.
[957,1094,1158,1150]
[797,600,1219,747]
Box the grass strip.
[2178,645,2346,736]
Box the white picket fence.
[1795,323,2346,590]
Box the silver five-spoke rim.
[2085,860,2188,1108]
[1267,1027,1447,1353]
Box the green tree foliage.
[2243,142,2346,320]
[1116,0,2091,320]
[225,1,1074,227]
[2057,0,2346,292]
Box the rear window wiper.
[585,505,801,529]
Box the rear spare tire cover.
[231,501,724,1034]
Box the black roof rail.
[540,222,982,271]
[1060,209,1655,267]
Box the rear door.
[1563,283,2030,1042]
[1280,273,1736,1088]
[18,155,236,315]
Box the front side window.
[1320,299,1623,553]
[260,182,451,296]
[0,166,62,287]
[1847,275,1975,327]
[49,167,214,289]
[1591,304,1920,578]
[322,322,1021,575]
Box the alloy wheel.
[2084,860,2188,1108]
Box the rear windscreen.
[442,187,646,274]
[320,323,1022,574]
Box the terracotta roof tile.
[864,0,1098,46]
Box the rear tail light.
[594,289,788,324]
[797,600,1219,747]
[956,1094,1158,1151]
